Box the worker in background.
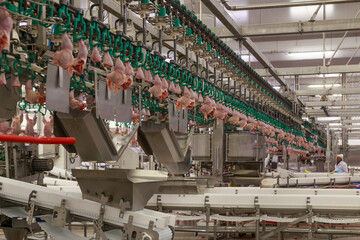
[335,154,348,173]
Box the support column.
[341,73,348,161]
[211,121,224,178]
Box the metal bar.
[143,18,147,45]
[327,9,360,66]
[220,0,359,11]
[241,18,360,37]
[261,215,310,240]
[305,100,360,107]
[309,4,322,22]
[98,0,103,22]
[296,88,360,96]
[4,143,9,178]
[256,64,360,77]
[123,3,127,35]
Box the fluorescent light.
[329,123,341,126]
[349,139,360,146]
[317,74,340,78]
[332,94,342,97]
[288,51,334,58]
[317,117,341,121]
[308,84,341,88]
[273,86,280,90]
[302,117,309,121]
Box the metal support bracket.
[156,195,163,212]
[254,196,260,240]
[52,199,69,227]
[306,197,313,239]
[94,194,109,240]
[205,196,210,240]
[119,199,131,218]
[123,215,159,240]
[26,191,37,226]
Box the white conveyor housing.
[0,176,175,240]
[147,187,360,213]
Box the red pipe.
[0,134,75,145]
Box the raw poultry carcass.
[144,70,153,83]
[38,82,46,105]
[135,67,145,80]
[214,103,227,121]
[245,117,256,131]
[11,76,21,88]
[0,72,6,85]
[10,113,23,135]
[0,0,13,51]
[200,96,215,119]
[42,116,53,138]
[0,121,9,134]
[148,75,163,98]
[106,58,126,93]
[123,62,134,90]
[238,114,248,128]
[131,107,140,123]
[257,121,266,134]
[176,87,192,109]
[25,114,37,137]
[277,130,285,141]
[174,84,181,95]
[168,81,176,93]
[69,90,87,110]
[72,39,88,74]
[228,111,240,125]
[91,46,102,63]
[25,80,41,104]
[53,33,74,76]
[103,51,114,69]
[159,78,168,102]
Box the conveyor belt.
[148,187,360,213]
[0,177,175,240]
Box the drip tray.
[72,169,168,211]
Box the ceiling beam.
[305,100,360,107]
[330,125,360,129]
[256,64,360,77]
[221,0,359,11]
[241,18,360,37]
[296,88,360,96]
[201,0,288,89]
[307,108,360,114]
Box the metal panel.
[168,102,178,132]
[179,108,188,134]
[115,89,132,123]
[46,63,70,113]
[0,77,20,121]
[168,102,188,133]
[55,108,117,162]
[226,132,266,161]
[72,169,167,211]
[192,134,211,161]
[96,79,116,121]
[138,122,191,174]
